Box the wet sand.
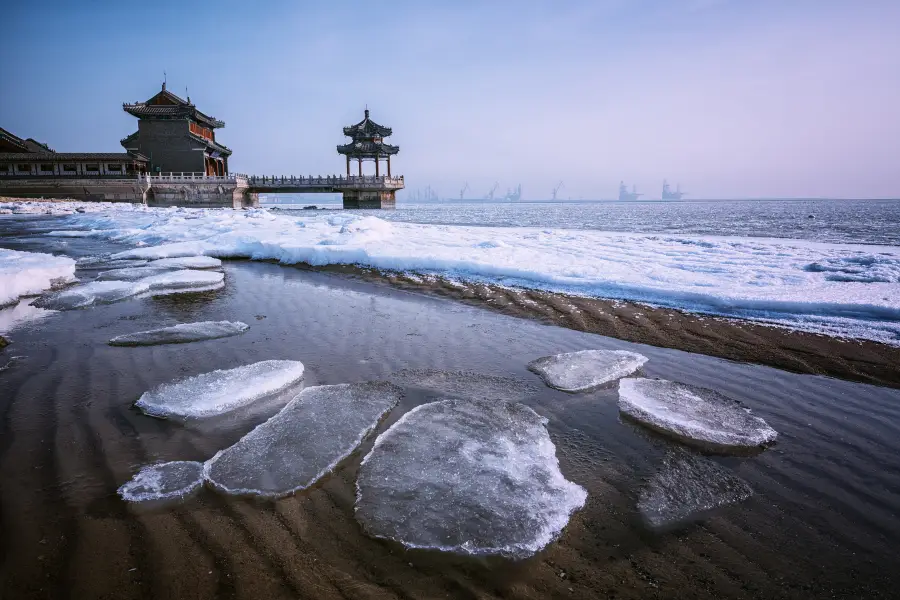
[2,218,900,599]
[300,265,900,389]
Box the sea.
[268,198,900,245]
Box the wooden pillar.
[346,155,350,176]
[375,156,380,177]
[358,158,362,176]
[387,156,391,177]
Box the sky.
[2,0,899,200]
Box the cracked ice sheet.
[118,461,204,502]
[527,349,649,392]
[204,382,401,497]
[356,398,587,559]
[109,321,249,346]
[135,360,305,419]
[618,378,778,453]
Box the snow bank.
[109,321,249,346]
[618,378,778,453]
[135,360,305,419]
[205,382,401,497]
[528,350,648,392]
[355,398,587,558]
[0,248,76,307]
[12,200,900,343]
[118,461,204,502]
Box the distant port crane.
[485,182,499,201]
[551,181,565,201]
[460,182,469,200]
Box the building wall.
[136,120,205,174]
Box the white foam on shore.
[135,360,305,419]
[0,248,76,307]
[355,398,587,558]
[618,378,778,452]
[7,200,899,344]
[204,382,401,497]
[118,461,204,502]
[109,321,249,346]
[528,349,648,392]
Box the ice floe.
[205,382,401,497]
[109,321,249,346]
[528,349,648,392]
[618,378,778,452]
[138,269,224,291]
[355,398,587,558]
[32,269,223,310]
[0,248,76,307]
[147,256,222,269]
[135,360,305,419]
[118,461,205,502]
[638,451,754,527]
[96,266,178,281]
[33,280,147,310]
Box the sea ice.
[118,461,204,502]
[355,398,587,558]
[11,199,900,344]
[0,248,76,307]
[147,256,222,269]
[527,349,649,392]
[618,378,778,452]
[138,269,224,290]
[638,451,754,527]
[33,280,147,310]
[109,321,249,346]
[204,382,401,497]
[135,360,305,419]
[97,266,178,281]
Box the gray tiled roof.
[337,140,399,156]
[0,152,149,162]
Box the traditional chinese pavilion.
[337,109,399,177]
[121,83,232,176]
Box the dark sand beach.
[2,217,900,599]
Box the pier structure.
[0,86,404,209]
[336,109,402,208]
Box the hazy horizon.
[3,0,898,200]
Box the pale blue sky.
[3,1,898,199]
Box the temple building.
[0,126,148,180]
[337,109,399,177]
[121,83,232,176]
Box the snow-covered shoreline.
[3,199,899,345]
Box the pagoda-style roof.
[337,140,399,157]
[187,130,232,156]
[0,127,55,153]
[342,109,392,138]
[123,84,225,128]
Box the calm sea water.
[269,199,900,246]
